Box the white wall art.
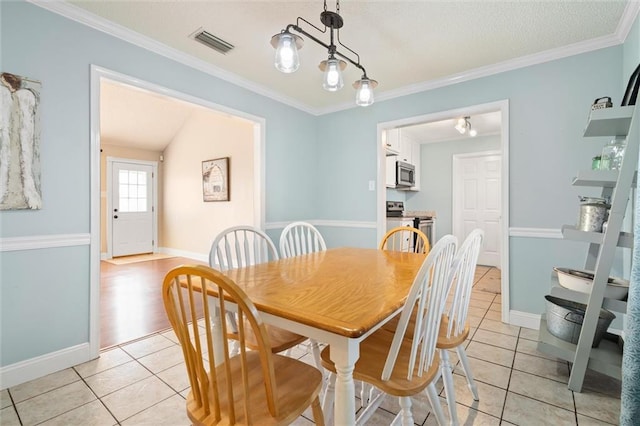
[0,72,42,210]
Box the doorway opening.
[376,100,510,322]
[89,66,265,355]
[106,158,158,259]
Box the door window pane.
[118,169,148,212]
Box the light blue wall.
[0,1,318,367]
[406,135,501,240]
[316,47,624,314]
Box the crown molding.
[617,1,640,42]
[29,1,637,117]
[27,0,317,115]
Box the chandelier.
[455,116,477,137]
[270,0,378,107]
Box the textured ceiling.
[69,0,633,111]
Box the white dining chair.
[320,235,458,426]
[209,225,279,271]
[437,229,484,424]
[358,225,432,409]
[279,221,327,258]
[209,226,307,357]
[278,221,326,376]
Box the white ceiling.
[78,1,636,149]
[70,0,635,113]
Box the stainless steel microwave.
[396,161,415,187]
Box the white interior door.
[453,152,502,267]
[110,160,155,257]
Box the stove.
[386,201,435,246]
[386,201,405,217]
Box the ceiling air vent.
[192,29,234,54]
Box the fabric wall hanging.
[0,72,42,210]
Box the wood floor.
[100,256,205,349]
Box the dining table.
[204,246,426,425]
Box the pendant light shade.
[270,1,378,106]
[320,57,346,91]
[271,32,303,73]
[354,77,378,107]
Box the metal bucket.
[577,196,609,232]
[544,295,615,347]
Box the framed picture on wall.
[202,157,230,202]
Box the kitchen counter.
[402,210,437,219]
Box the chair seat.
[228,321,308,353]
[187,352,323,426]
[320,329,440,397]
[436,316,469,349]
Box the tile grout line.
[72,366,123,426]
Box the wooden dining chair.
[162,265,325,426]
[278,221,326,373]
[279,221,327,258]
[209,226,308,356]
[437,229,484,425]
[320,235,458,426]
[380,226,431,254]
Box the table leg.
[329,338,359,425]
[206,298,226,366]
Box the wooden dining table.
[208,247,426,425]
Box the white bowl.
[554,267,629,300]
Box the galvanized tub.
[544,295,615,347]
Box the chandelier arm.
[289,24,367,77]
[294,17,327,35]
[336,30,361,67]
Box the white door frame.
[452,150,502,266]
[89,65,266,357]
[106,157,159,259]
[376,99,510,323]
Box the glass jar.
[600,138,626,171]
[591,156,601,170]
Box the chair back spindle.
[279,221,327,258]
[209,226,279,271]
[381,235,457,381]
[444,229,484,338]
[163,265,279,424]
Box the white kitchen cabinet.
[385,129,421,190]
[386,218,414,251]
[384,129,401,155]
[398,134,412,163]
[385,156,397,187]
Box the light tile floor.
[1,268,621,425]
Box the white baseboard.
[0,343,92,390]
[508,310,541,330]
[159,247,208,263]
